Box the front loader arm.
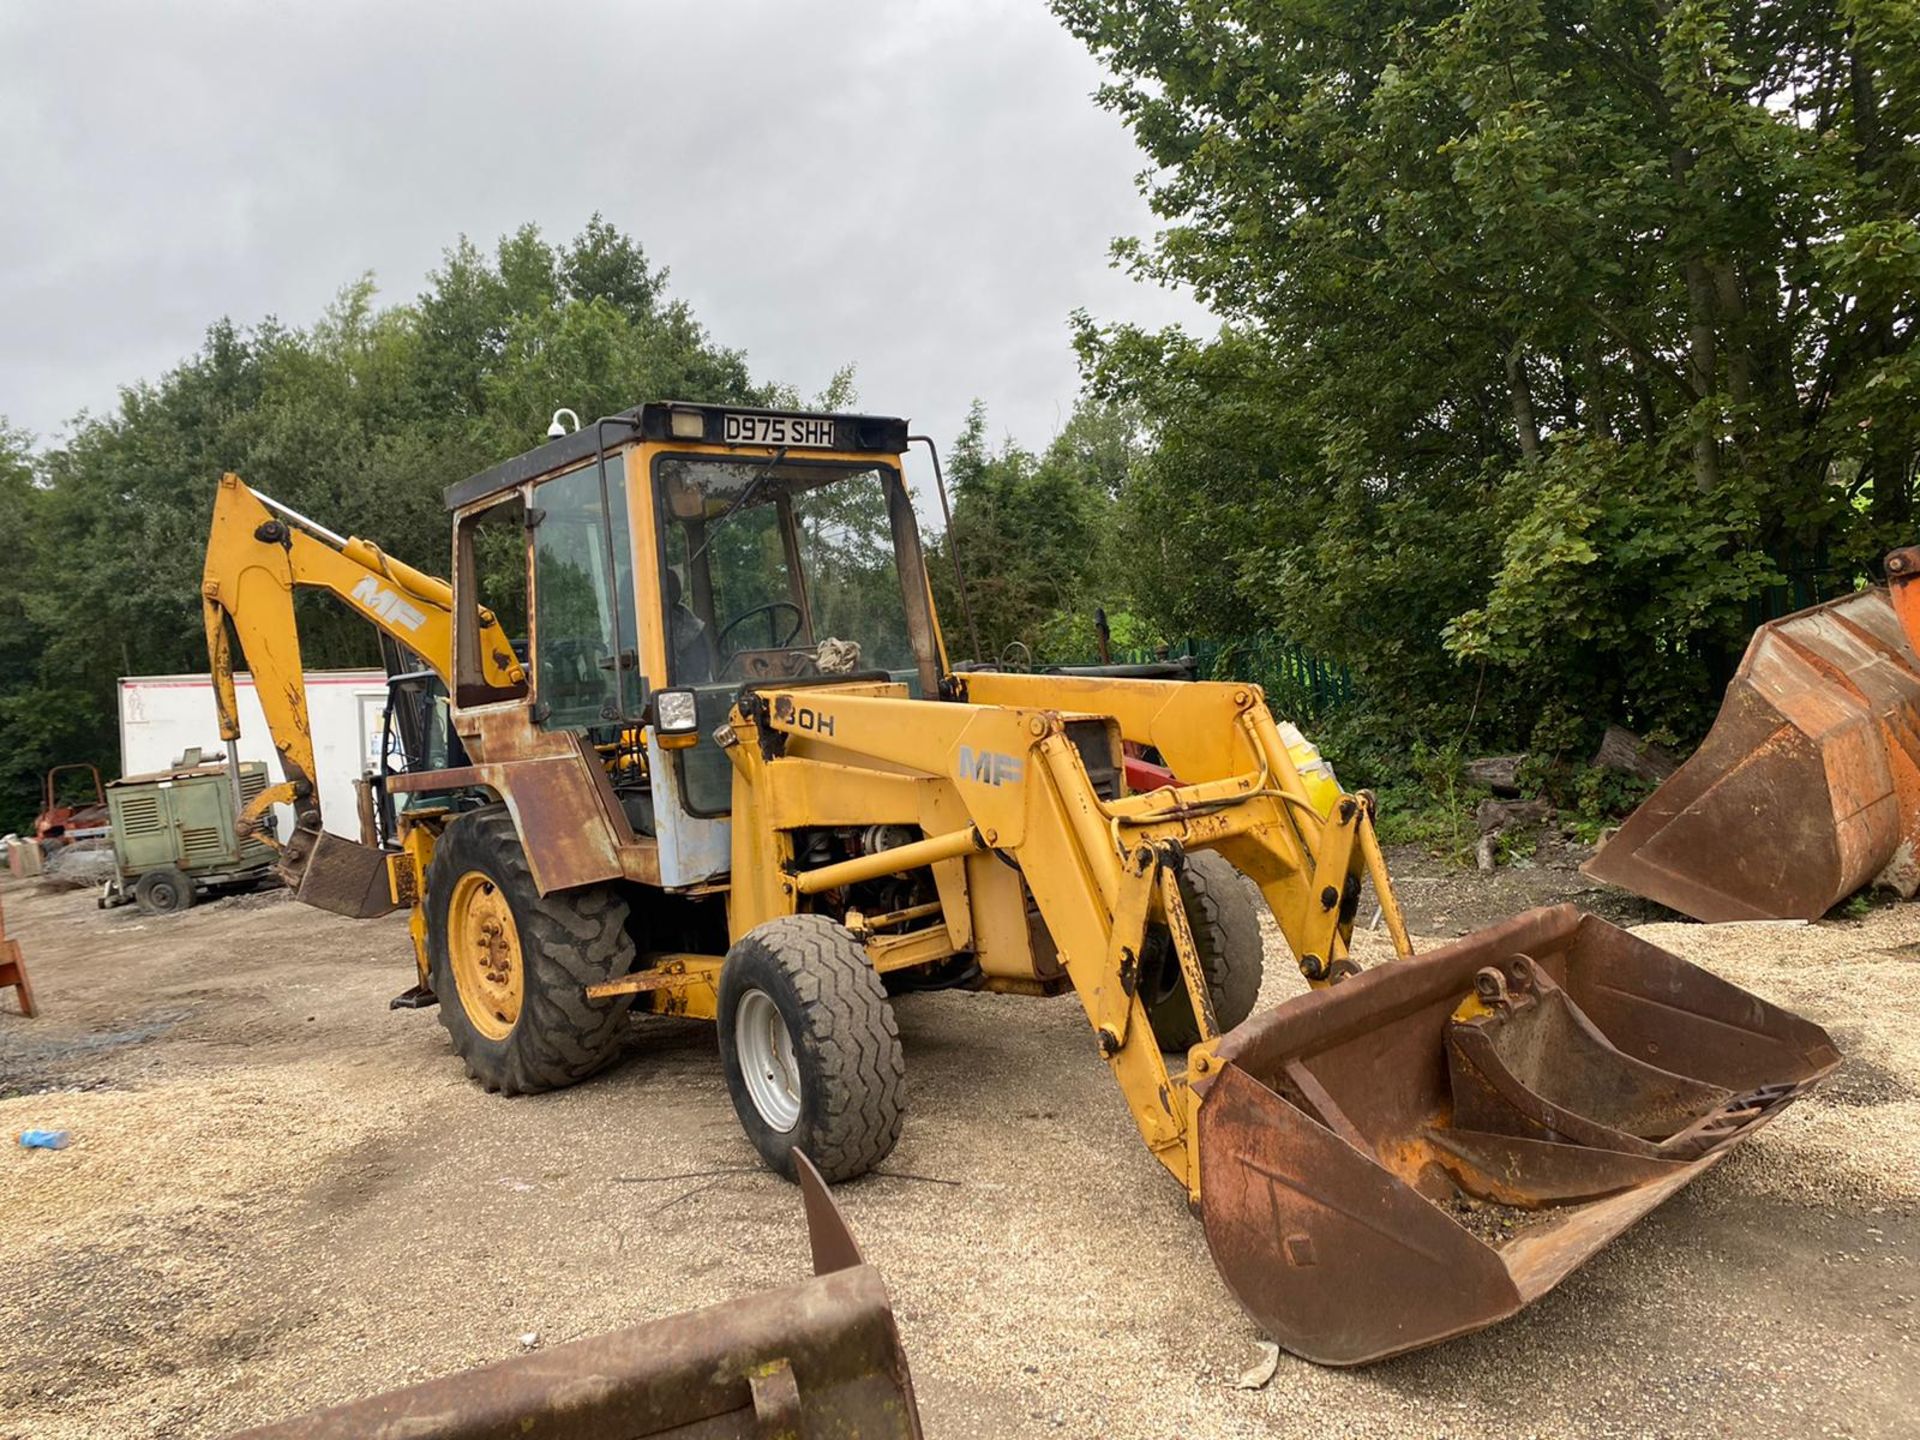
[954,671,1413,954]
[728,682,1408,1197]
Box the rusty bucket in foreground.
[1195,905,1837,1366]
[228,1153,921,1439]
[1582,586,1920,921]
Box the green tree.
[0,420,104,834]
[1,218,789,828]
[935,399,1142,663]
[1057,0,1919,751]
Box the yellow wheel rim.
[447,869,523,1041]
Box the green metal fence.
[1075,634,1355,720]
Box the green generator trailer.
[100,751,278,915]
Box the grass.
[1372,777,1484,864]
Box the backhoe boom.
[199,471,518,914]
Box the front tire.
[426,805,636,1095]
[1141,850,1264,1050]
[718,915,906,1183]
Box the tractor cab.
[439,403,943,887]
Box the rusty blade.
[225,1152,922,1438]
[1582,587,1920,921]
[1196,906,1837,1366]
[798,1148,867,1276]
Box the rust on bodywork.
[283,828,398,919]
[425,721,654,895]
[1583,585,1920,920]
[222,1153,922,1439]
[1195,905,1837,1365]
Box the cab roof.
[443,401,912,512]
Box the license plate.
[722,413,837,448]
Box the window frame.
[451,489,531,711]
[529,453,638,732]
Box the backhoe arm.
[198,471,520,916]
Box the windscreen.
[654,453,920,814]
[656,456,915,683]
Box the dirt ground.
[1,847,1915,1440]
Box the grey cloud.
[0,0,1210,462]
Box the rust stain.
[1195,906,1837,1365]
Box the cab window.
[453,493,530,707]
[533,456,636,729]
[655,454,921,815]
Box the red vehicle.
[34,764,109,848]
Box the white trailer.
[118,670,393,842]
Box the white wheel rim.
[736,988,802,1132]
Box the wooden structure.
[0,895,35,1017]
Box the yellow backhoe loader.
[201,403,1836,1365]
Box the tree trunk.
[1583,339,1614,440]
[1505,347,1544,462]
[1712,263,1752,406]
[1684,255,1722,492]
[1671,146,1723,493]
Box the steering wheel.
[716,601,805,656]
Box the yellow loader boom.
[719,673,1409,1194]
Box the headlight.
[654,688,700,735]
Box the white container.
[118,670,392,842]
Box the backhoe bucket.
[1194,905,1836,1365]
[1581,587,1920,921]
[285,827,399,919]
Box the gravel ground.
[0,862,1914,1439]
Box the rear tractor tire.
[718,914,906,1184]
[426,804,637,1095]
[133,866,195,916]
[1142,850,1264,1051]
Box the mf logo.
[350,576,427,632]
[958,746,1023,787]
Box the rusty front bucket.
[226,1153,922,1438]
[1194,905,1837,1366]
[1582,587,1920,921]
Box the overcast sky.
[0,1,1211,463]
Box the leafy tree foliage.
[933,399,1152,664]
[1056,0,1919,754]
[0,217,766,832]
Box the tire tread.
[721,914,905,1182]
[427,805,635,1096]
